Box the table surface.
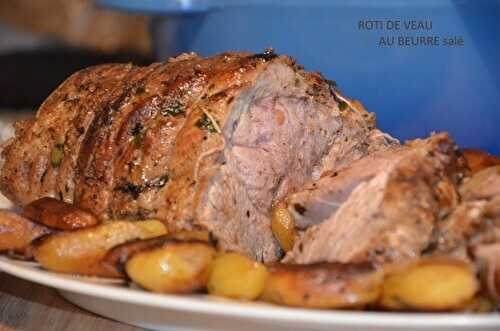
[0,272,144,331]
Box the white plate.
[0,199,500,331]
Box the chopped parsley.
[131,123,145,149]
[338,100,348,111]
[114,174,170,199]
[50,144,64,167]
[161,101,185,117]
[196,113,217,133]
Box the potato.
[22,197,98,230]
[0,209,51,254]
[103,236,169,276]
[126,241,215,293]
[207,252,268,300]
[271,201,297,252]
[379,257,479,311]
[33,220,166,277]
[462,148,500,175]
[261,263,382,309]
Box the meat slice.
[406,161,500,302]
[1,50,386,262]
[287,146,404,230]
[430,166,500,255]
[313,99,399,178]
[460,165,500,201]
[287,133,467,265]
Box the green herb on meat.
[115,182,143,199]
[114,173,170,200]
[161,101,185,117]
[50,144,64,167]
[196,113,217,133]
[131,123,145,149]
[326,79,337,88]
[338,100,348,111]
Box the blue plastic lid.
[98,0,454,14]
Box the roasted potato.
[261,263,383,308]
[22,197,98,231]
[126,241,216,293]
[33,220,166,277]
[462,148,500,175]
[207,252,268,300]
[379,257,479,311]
[104,229,213,276]
[271,201,297,252]
[103,236,169,276]
[0,209,51,254]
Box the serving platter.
[0,196,499,331]
[1,257,500,331]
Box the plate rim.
[1,256,499,328]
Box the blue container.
[99,0,500,154]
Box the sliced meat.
[471,242,500,302]
[286,133,466,265]
[462,148,500,175]
[431,167,500,255]
[460,165,500,201]
[314,99,399,178]
[287,147,406,229]
[419,163,500,301]
[1,50,386,262]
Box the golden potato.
[33,220,166,277]
[103,236,169,276]
[0,209,51,255]
[379,257,479,311]
[271,201,297,252]
[207,252,268,300]
[126,241,215,293]
[23,197,98,230]
[261,263,383,309]
[103,229,213,277]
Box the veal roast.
[0,50,396,262]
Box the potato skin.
[207,253,269,300]
[33,220,166,277]
[126,241,216,293]
[261,263,382,309]
[379,257,479,311]
[0,209,51,254]
[103,236,170,276]
[462,148,500,175]
[271,201,297,252]
[22,197,98,231]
